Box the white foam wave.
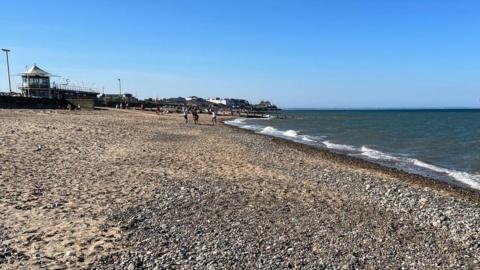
[282,130,298,138]
[357,147,480,189]
[411,159,480,190]
[323,141,357,151]
[302,136,315,142]
[260,126,278,134]
[412,159,448,173]
[449,172,480,190]
[224,118,246,126]
[258,126,317,143]
[360,146,398,161]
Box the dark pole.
[26,65,29,97]
[118,78,122,95]
[1,49,12,94]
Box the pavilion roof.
[21,64,50,76]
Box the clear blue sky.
[1,0,479,108]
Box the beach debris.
[65,250,76,257]
[35,144,43,151]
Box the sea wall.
[0,96,68,109]
[66,98,95,110]
[0,96,97,110]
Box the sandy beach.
[0,109,479,269]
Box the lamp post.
[118,78,122,95]
[25,65,30,97]
[1,48,12,94]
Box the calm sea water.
[226,110,480,190]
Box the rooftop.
[21,64,50,77]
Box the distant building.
[258,100,272,107]
[207,97,228,105]
[18,64,98,109]
[160,97,186,105]
[19,64,98,100]
[255,100,278,110]
[185,96,204,101]
[208,97,251,108]
[98,93,138,104]
[186,96,207,106]
[19,65,51,98]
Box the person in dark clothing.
[192,108,199,124]
[182,107,189,124]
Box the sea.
[226,109,480,190]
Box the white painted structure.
[207,97,228,105]
[186,96,201,101]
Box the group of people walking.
[182,106,218,125]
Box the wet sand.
[0,109,478,269]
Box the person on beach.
[192,107,199,124]
[211,107,217,125]
[182,107,189,124]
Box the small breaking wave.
[251,124,319,144]
[224,118,262,131]
[358,147,480,189]
[283,130,299,138]
[360,146,399,161]
[302,136,315,142]
[224,118,246,126]
[323,141,357,151]
[260,126,279,134]
[411,159,480,190]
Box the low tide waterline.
[225,109,480,190]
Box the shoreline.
[222,119,480,202]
